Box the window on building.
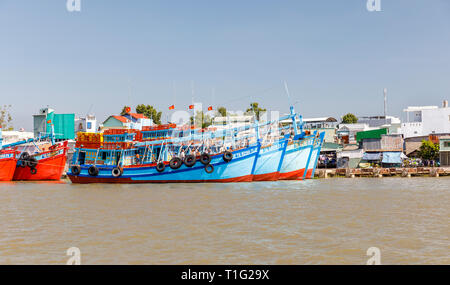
[87,122,92,129]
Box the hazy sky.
[1,0,449,130]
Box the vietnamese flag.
[189,105,194,110]
[207,106,213,111]
[46,120,52,124]
[168,105,175,110]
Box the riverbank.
[315,167,450,178]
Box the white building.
[101,113,153,131]
[303,117,338,129]
[358,115,401,127]
[357,115,401,134]
[336,123,373,144]
[0,130,34,146]
[75,115,97,133]
[400,100,450,138]
[212,115,254,130]
[124,113,153,130]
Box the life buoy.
[88,165,99,176]
[200,153,211,165]
[204,164,214,174]
[156,162,165,172]
[223,151,233,162]
[169,157,182,169]
[71,165,81,175]
[111,167,122,177]
[30,167,37,175]
[184,154,196,167]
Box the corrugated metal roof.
[381,134,403,150]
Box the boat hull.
[68,145,259,184]
[304,132,325,179]
[0,151,17,182]
[279,136,314,180]
[252,140,287,181]
[13,142,68,181]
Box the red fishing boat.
[13,141,68,181]
[0,149,17,181]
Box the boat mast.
[284,81,299,136]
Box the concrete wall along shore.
[316,167,450,178]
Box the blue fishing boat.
[67,104,318,184]
[68,122,261,183]
[279,135,315,180]
[304,131,325,179]
[252,138,288,181]
[276,106,314,180]
[68,143,259,183]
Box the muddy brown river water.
[0,178,449,264]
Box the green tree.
[245,102,266,121]
[418,140,440,160]
[0,105,13,130]
[217,106,227,117]
[135,104,162,125]
[120,106,131,116]
[190,111,212,129]
[341,113,358,124]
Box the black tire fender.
[88,165,99,176]
[200,153,211,165]
[184,154,196,167]
[27,157,38,168]
[156,162,165,172]
[169,157,182,169]
[204,164,214,174]
[223,151,233,163]
[18,159,27,168]
[20,152,30,161]
[111,167,122,177]
[71,165,81,176]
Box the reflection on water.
[0,178,449,264]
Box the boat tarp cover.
[362,152,381,160]
[382,151,403,164]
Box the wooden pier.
[315,167,450,178]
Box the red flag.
[207,106,213,111]
[125,107,131,114]
[168,105,175,110]
[46,120,52,124]
[189,105,194,110]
